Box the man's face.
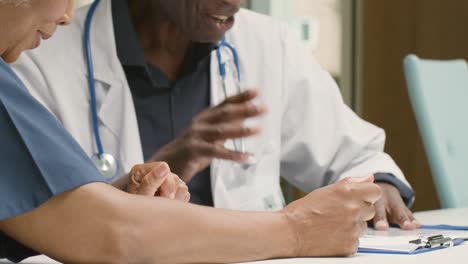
[157,0,241,43]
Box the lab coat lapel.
[85,0,144,173]
[209,34,241,207]
[210,43,226,205]
[87,0,124,140]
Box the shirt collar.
[181,42,218,75]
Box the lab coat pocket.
[212,143,283,211]
[220,141,278,189]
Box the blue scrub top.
[0,58,106,262]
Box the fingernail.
[240,153,256,163]
[375,220,389,230]
[238,152,249,161]
[412,219,421,226]
[256,104,267,113]
[403,220,412,227]
[249,89,259,94]
[154,165,170,178]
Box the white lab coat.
[13,0,410,211]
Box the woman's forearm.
[120,196,295,263]
[0,183,295,264]
[1,177,383,262]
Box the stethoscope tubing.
[216,37,241,82]
[84,0,104,157]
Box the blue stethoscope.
[85,0,255,178]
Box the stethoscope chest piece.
[92,153,117,179]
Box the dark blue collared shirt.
[112,0,215,206]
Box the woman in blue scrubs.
[0,0,189,261]
[0,0,103,261]
[0,1,382,263]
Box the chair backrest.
[404,55,468,208]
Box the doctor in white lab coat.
[14,0,419,229]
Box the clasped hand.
[126,162,190,202]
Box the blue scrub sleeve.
[0,59,107,261]
[0,59,106,220]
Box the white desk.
[2,208,467,264]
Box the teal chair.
[404,55,468,208]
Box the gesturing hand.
[150,89,267,182]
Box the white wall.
[249,0,342,77]
[248,0,355,107]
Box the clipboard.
[358,224,468,254]
[358,238,465,254]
